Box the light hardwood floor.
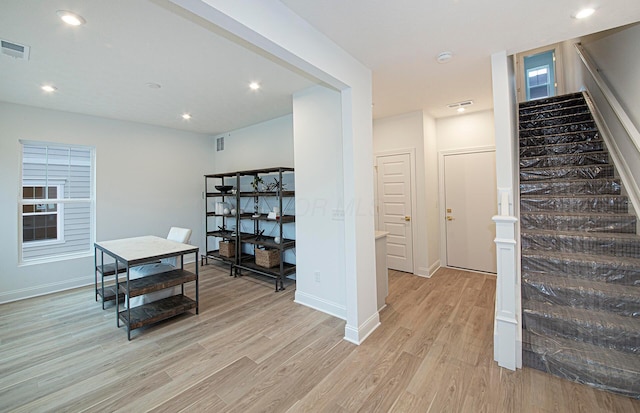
[1,264,639,412]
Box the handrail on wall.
[574,43,640,154]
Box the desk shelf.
[95,260,127,308]
[118,295,197,330]
[119,269,196,297]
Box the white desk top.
[95,236,197,264]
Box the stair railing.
[575,43,640,218]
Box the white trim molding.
[343,311,381,345]
[295,291,346,320]
[492,214,522,370]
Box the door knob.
[404,216,411,222]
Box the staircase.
[518,92,640,398]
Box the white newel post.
[493,212,521,370]
[491,51,521,370]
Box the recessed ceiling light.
[457,107,466,113]
[41,85,57,92]
[57,10,86,26]
[436,51,453,64]
[249,82,260,90]
[574,8,595,19]
[182,113,192,120]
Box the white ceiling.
[0,0,318,135]
[282,0,640,119]
[1,1,640,135]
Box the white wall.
[373,111,433,276]
[293,85,346,318]
[212,114,294,172]
[0,102,211,303]
[423,113,440,272]
[436,110,496,151]
[581,22,640,131]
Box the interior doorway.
[517,44,564,103]
[375,151,415,273]
[440,148,497,274]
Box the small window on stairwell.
[527,65,550,100]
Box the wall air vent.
[1,39,30,60]
[447,100,474,109]
[216,136,224,152]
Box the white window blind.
[20,142,95,263]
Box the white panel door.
[377,153,413,273]
[444,150,497,273]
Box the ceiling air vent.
[1,39,30,60]
[447,100,474,109]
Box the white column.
[170,0,379,343]
[491,50,521,370]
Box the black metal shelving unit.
[204,167,295,291]
[203,171,238,275]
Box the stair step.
[523,300,640,354]
[522,330,640,398]
[521,251,640,285]
[520,212,637,234]
[520,130,600,147]
[520,113,593,130]
[520,178,621,196]
[519,164,614,182]
[520,194,628,214]
[519,105,589,123]
[519,93,585,110]
[522,272,640,317]
[519,122,596,138]
[521,229,640,258]
[520,152,609,169]
[519,140,605,157]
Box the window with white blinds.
[20,142,95,263]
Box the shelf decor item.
[219,241,235,257]
[255,248,280,268]
[214,185,233,193]
[250,176,264,192]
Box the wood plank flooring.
[1,264,639,412]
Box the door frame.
[374,148,418,274]
[516,43,565,103]
[438,145,496,272]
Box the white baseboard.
[343,311,381,345]
[414,266,429,277]
[294,290,346,320]
[0,276,93,304]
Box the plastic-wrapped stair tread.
[521,228,640,258]
[523,272,640,317]
[520,211,637,233]
[520,131,601,148]
[523,330,640,398]
[520,194,628,214]
[523,300,640,353]
[520,164,614,181]
[520,152,609,169]
[522,250,640,285]
[519,105,589,122]
[519,140,605,157]
[520,178,621,196]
